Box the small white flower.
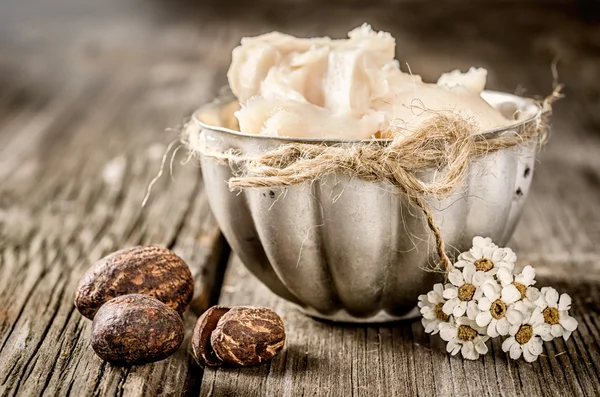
[535,287,578,341]
[475,282,524,337]
[418,283,450,334]
[497,264,535,288]
[439,317,489,360]
[502,307,551,362]
[497,265,540,310]
[442,263,492,319]
[418,237,579,364]
[473,236,496,249]
[515,265,536,286]
[455,236,516,275]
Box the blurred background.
[1,0,599,111]
[0,0,599,258]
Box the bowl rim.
[192,89,542,144]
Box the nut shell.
[75,246,194,319]
[91,294,184,365]
[211,306,285,366]
[191,306,231,367]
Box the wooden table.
[1,1,600,396]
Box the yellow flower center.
[491,299,507,319]
[435,303,449,321]
[543,307,560,325]
[474,258,494,272]
[458,325,478,341]
[512,282,527,300]
[458,283,476,301]
[515,325,533,344]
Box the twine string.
[184,94,558,273]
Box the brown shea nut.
[91,294,184,365]
[211,306,285,366]
[75,246,194,319]
[191,306,231,367]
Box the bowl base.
[298,306,420,324]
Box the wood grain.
[0,65,224,397]
[0,0,599,396]
[201,257,600,397]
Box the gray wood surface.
[1,1,599,396]
[202,257,600,397]
[0,70,226,395]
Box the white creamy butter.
[227,24,511,139]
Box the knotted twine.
[183,94,558,273]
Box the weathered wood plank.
[0,68,224,396]
[201,256,600,396]
[1,0,599,396]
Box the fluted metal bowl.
[194,91,541,323]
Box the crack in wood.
[92,362,108,397]
[11,278,68,395]
[115,367,132,397]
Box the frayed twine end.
[142,120,194,208]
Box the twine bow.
[185,103,552,273]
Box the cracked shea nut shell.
[211,306,285,366]
[75,245,193,319]
[91,294,184,365]
[192,306,231,367]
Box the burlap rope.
[184,93,559,273]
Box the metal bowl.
[194,91,541,323]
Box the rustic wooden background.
[1,0,600,396]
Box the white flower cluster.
[418,237,578,362]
